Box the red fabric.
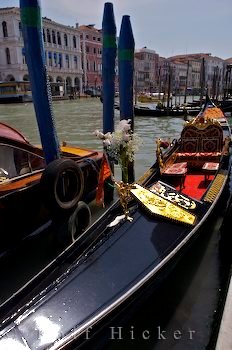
[163,167,186,175]
[95,153,112,206]
[180,173,214,200]
[176,152,198,157]
[170,162,187,169]
[160,140,170,149]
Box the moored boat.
[137,92,169,104]
[0,96,230,349]
[134,102,201,117]
[0,81,33,103]
[0,0,231,347]
[0,121,106,254]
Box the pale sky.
[1,0,232,59]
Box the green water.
[0,98,185,179]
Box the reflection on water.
[0,98,185,179]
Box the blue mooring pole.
[118,15,135,128]
[102,2,117,134]
[101,3,117,202]
[20,0,60,164]
[118,15,135,182]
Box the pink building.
[79,24,102,94]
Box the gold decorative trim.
[137,168,155,185]
[131,184,196,226]
[0,176,8,184]
[187,116,221,130]
[203,173,226,203]
[150,182,196,210]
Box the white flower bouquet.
[94,119,142,183]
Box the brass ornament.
[188,116,221,130]
[115,181,135,222]
[130,184,196,225]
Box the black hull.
[134,106,201,117]
[0,151,230,349]
[0,99,231,349]
[0,95,33,104]
[75,198,225,350]
[134,105,232,117]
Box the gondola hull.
[0,99,231,349]
[0,168,229,349]
[134,104,201,117]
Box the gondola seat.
[202,162,219,184]
[175,151,221,168]
[174,119,223,168]
[161,162,187,190]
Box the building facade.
[79,24,103,94]
[134,47,159,92]
[0,7,83,96]
[0,7,230,100]
[168,53,225,97]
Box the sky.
[1,0,232,59]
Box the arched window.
[73,36,76,48]
[57,32,61,45]
[6,74,15,81]
[52,30,56,44]
[6,48,11,64]
[59,53,62,68]
[66,54,70,68]
[43,29,46,42]
[64,33,68,46]
[22,47,26,64]
[2,21,8,37]
[74,56,78,69]
[47,29,51,43]
[23,75,29,81]
[19,22,22,37]
[48,52,52,66]
[54,52,57,66]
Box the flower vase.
[120,147,129,184]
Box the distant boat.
[137,92,168,103]
[218,98,232,112]
[0,81,33,103]
[134,102,201,117]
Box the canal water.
[0,98,231,350]
[0,98,184,179]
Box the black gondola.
[134,103,202,117]
[0,97,231,349]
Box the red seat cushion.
[202,162,219,171]
[163,163,187,175]
[170,162,187,169]
[176,152,221,158]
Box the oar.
[20,0,60,164]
